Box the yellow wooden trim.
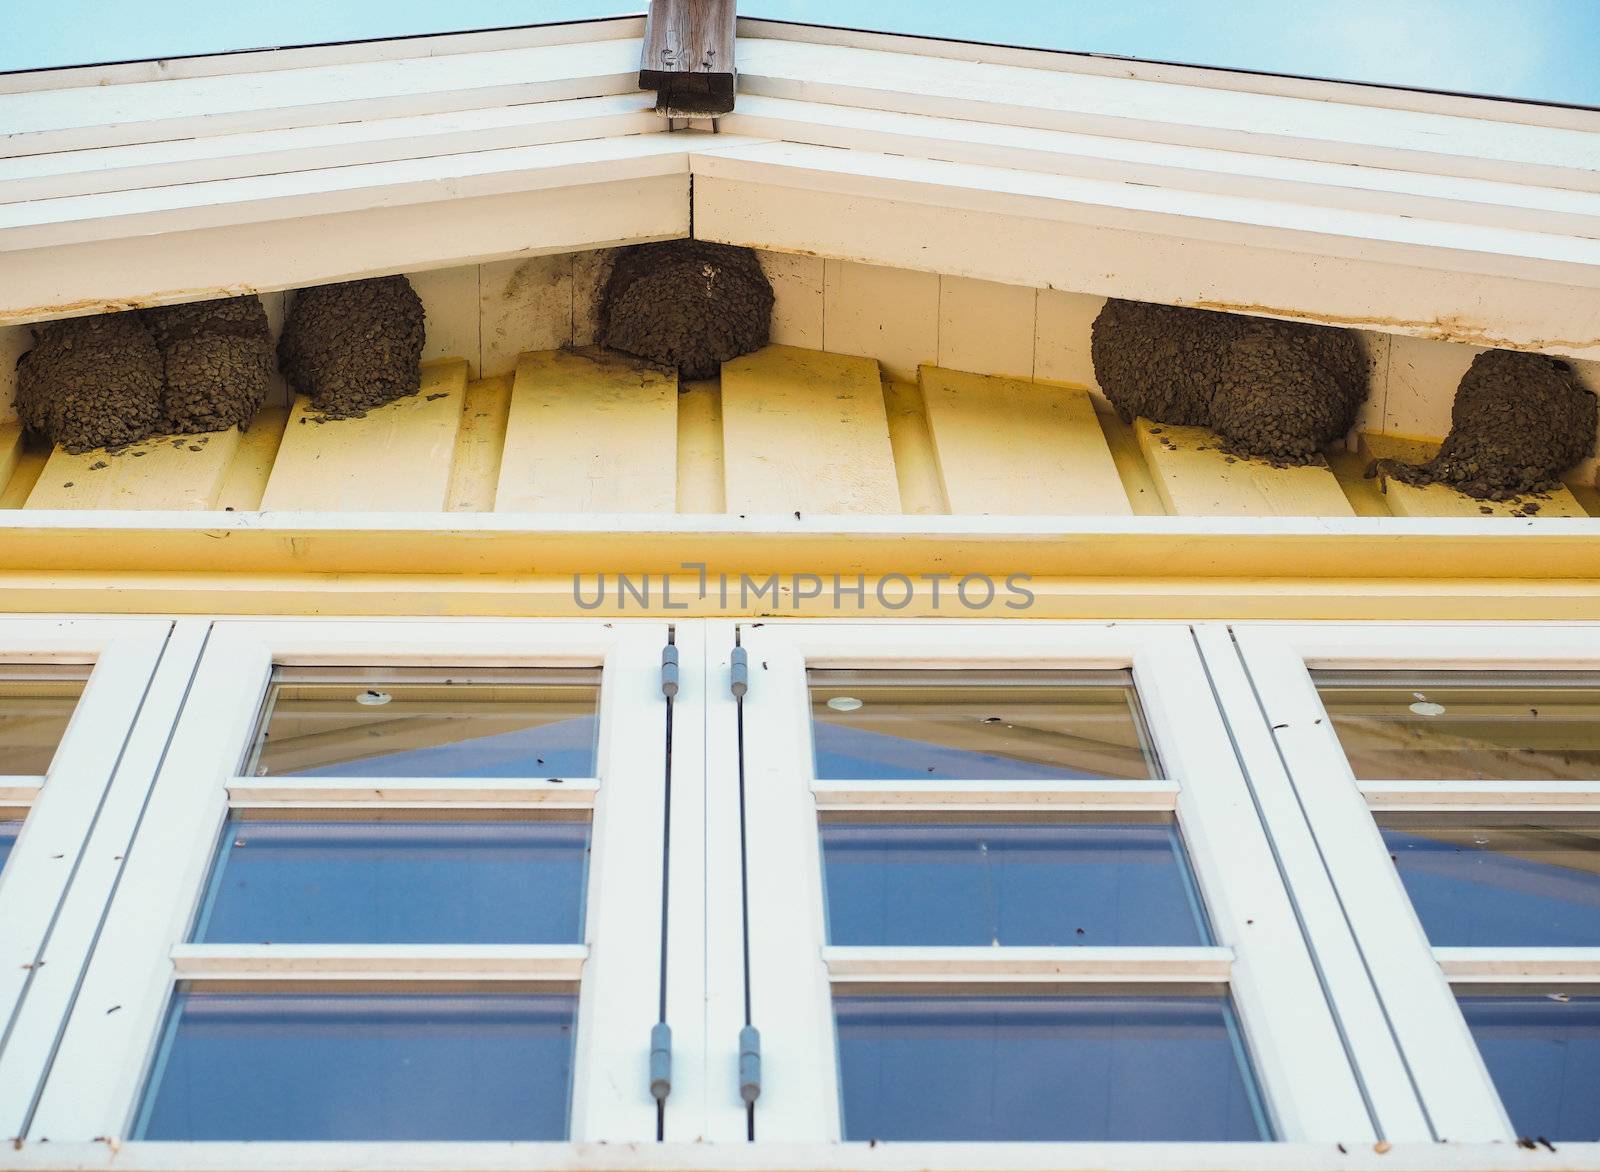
[447,376,513,512]
[216,405,290,513]
[921,366,1128,516]
[0,444,49,510]
[676,378,726,514]
[259,358,470,512]
[882,377,947,516]
[1326,448,1394,518]
[27,428,243,511]
[721,345,900,515]
[1359,433,1589,518]
[495,349,677,514]
[0,425,24,505]
[1137,421,1355,517]
[0,570,1593,622]
[1094,408,1166,517]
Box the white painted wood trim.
[26,620,667,1145]
[1360,780,1600,811]
[823,946,1233,983]
[227,777,599,809]
[738,621,1373,1144]
[811,779,1179,810]
[0,618,181,1139]
[1436,948,1600,984]
[168,943,588,981]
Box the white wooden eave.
[0,17,1597,359]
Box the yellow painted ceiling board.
[259,358,469,513]
[1136,421,1354,517]
[494,350,677,514]
[448,376,514,512]
[921,366,1129,516]
[721,345,900,516]
[27,427,242,510]
[0,424,25,504]
[1360,433,1588,519]
[216,405,290,513]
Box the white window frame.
[0,617,187,1140]
[27,618,680,1146]
[729,620,1373,1145]
[1230,621,1600,1144]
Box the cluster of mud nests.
[278,276,426,418]
[1369,350,1596,501]
[16,295,272,453]
[1091,299,1368,464]
[600,241,773,380]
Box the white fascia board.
[691,140,1600,285]
[0,133,709,253]
[0,174,688,326]
[691,147,1600,359]
[720,95,1600,240]
[0,37,642,157]
[0,94,664,205]
[736,38,1600,193]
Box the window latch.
[738,1024,761,1105]
[730,646,749,698]
[650,1021,673,1103]
[661,643,680,698]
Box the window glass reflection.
[1380,819,1600,947]
[195,817,591,944]
[0,820,20,874]
[137,991,578,1140]
[821,818,1206,947]
[834,994,1269,1141]
[0,671,87,775]
[1315,673,1600,781]
[246,668,601,778]
[809,671,1159,781]
[1460,996,1600,1141]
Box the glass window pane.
[1314,673,1600,781]
[0,672,87,775]
[1379,819,1600,947]
[247,667,601,778]
[1460,996,1600,1141]
[821,819,1207,946]
[834,994,1268,1141]
[0,820,20,874]
[809,670,1158,781]
[137,991,577,1140]
[194,817,590,944]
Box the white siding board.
[937,275,1034,378]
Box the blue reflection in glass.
[1460,997,1600,1141]
[1381,825,1600,946]
[821,822,1207,947]
[264,718,601,779]
[194,819,590,944]
[0,821,20,874]
[835,995,1269,1141]
[137,991,577,1140]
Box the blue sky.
[6,1,1599,108]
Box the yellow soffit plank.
[26,427,242,510]
[1360,432,1589,519]
[495,349,677,513]
[920,365,1129,516]
[1137,421,1355,517]
[721,344,901,516]
[259,358,470,513]
[448,375,514,513]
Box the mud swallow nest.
[15,314,166,454]
[1369,349,1596,500]
[600,241,773,380]
[278,276,426,417]
[1091,299,1368,463]
[143,295,273,434]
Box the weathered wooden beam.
[640,0,736,115]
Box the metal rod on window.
[731,633,758,1137]
[652,630,679,1139]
